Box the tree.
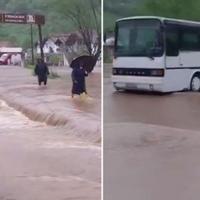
[49,0,101,66]
[141,0,200,20]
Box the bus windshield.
[115,19,164,57]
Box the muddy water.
[0,100,100,200]
[104,64,200,131]
[104,64,200,200]
[104,123,200,200]
[0,100,44,129]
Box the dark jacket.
[35,62,49,81]
[71,67,88,95]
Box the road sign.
[0,13,45,25]
[4,14,26,24]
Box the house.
[104,33,115,61]
[35,38,60,54]
[35,30,99,65]
[104,31,115,47]
[104,37,115,47]
[36,30,99,54]
[35,32,86,54]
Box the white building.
[36,38,60,54]
[36,31,99,66]
[0,47,23,66]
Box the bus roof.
[117,16,200,26]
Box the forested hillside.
[0,0,75,47]
[104,0,142,31]
[104,0,200,32]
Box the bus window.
[166,29,179,56]
[117,26,130,52]
[116,19,163,57]
[180,30,200,51]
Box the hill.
[104,0,200,32]
[0,0,75,48]
[104,0,144,32]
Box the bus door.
[164,25,183,90]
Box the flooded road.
[0,100,100,200]
[104,65,200,131]
[104,64,200,200]
[0,100,44,129]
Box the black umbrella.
[70,55,97,73]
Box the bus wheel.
[190,74,200,91]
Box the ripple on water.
[0,100,44,129]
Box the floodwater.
[0,100,100,200]
[0,100,44,129]
[104,64,200,131]
[104,64,200,200]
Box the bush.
[104,47,113,63]
[25,53,64,66]
[47,54,64,66]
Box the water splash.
[0,100,44,129]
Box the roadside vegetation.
[104,0,200,32]
[0,0,101,59]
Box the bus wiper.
[147,47,162,60]
[147,51,155,60]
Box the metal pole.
[38,24,44,61]
[30,24,34,65]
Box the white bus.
[112,16,200,92]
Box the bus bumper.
[112,75,164,92]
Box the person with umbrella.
[34,58,49,87]
[71,61,88,98]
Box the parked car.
[0,53,12,65]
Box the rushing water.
[0,100,44,129]
[0,99,100,200]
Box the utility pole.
[38,24,44,61]
[30,24,34,65]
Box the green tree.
[49,0,101,59]
[104,0,200,32]
[139,0,200,20]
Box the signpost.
[0,13,45,25]
[0,13,45,61]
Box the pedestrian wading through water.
[35,58,49,86]
[71,62,88,98]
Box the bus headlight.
[150,69,164,77]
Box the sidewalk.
[0,65,101,142]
